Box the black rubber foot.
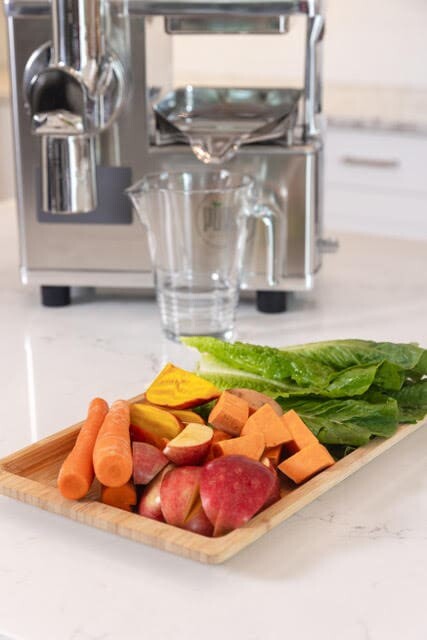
[41,286,71,307]
[256,290,287,313]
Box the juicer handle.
[253,201,282,288]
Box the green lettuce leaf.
[392,380,427,423]
[277,395,399,446]
[281,339,425,371]
[184,336,334,389]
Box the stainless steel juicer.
[5,0,332,311]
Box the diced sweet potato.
[208,391,249,436]
[241,404,293,448]
[228,389,282,416]
[278,443,335,484]
[281,409,318,454]
[206,429,232,461]
[213,432,265,461]
[263,444,282,467]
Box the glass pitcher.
[126,170,280,341]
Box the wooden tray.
[0,392,425,564]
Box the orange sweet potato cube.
[281,409,318,454]
[208,391,249,436]
[241,403,293,448]
[213,432,265,461]
[278,443,335,484]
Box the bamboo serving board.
[0,392,425,564]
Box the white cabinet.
[324,127,427,240]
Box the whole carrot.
[93,399,133,487]
[58,397,109,500]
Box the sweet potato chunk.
[281,409,318,454]
[208,391,249,436]
[278,443,335,484]
[241,404,293,448]
[228,388,282,416]
[213,432,265,461]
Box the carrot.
[213,432,264,461]
[278,443,335,484]
[241,404,293,448]
[58,397,109,500]
[208,391,249,436]
[101,481,137,512]
[93,399,133,488]
[281,409,318,454]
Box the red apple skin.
[262,473,282,510]
[133,442,169,485]
[200,455,276,536]
[137,464,174,522]
[163,424,213,466]
[183,501,214,537]
[160,466,201,528]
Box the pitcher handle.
[253,201,283,288]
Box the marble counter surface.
[0,198,427,640]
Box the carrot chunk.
[208,391,249,436]
[101,481,137,512]
[213,432,264,461]
[58,397,109,500]
[145,363,220,409]
[241,404,293,448]
[278,443,335,484]
[281,409,318,454]
[93,400,133,488]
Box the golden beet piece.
[145,363,220,409]
[241,404,293,448]
[208,391,249,436]
[278,443,335,484]
[281,409,318,454]
[130,403,182,441]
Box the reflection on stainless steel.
[23,0,126,214]
[7,0,330,306]
[154,87,301,163]
[165,16,289,34]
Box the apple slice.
[200,455,276,537]
[261,472,282,510]
[183,498,214,537]
[132,442,169,485]
[163,423,213,466]
[137,463,174,521]
[160,466,201,528]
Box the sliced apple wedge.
[137,463,174,522]
[183,498,214,537]
[200,455,275,537]
[160,466,202,528]
[132,442,168,485]
[163,423,213,466]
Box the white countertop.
[1,198,427,640]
